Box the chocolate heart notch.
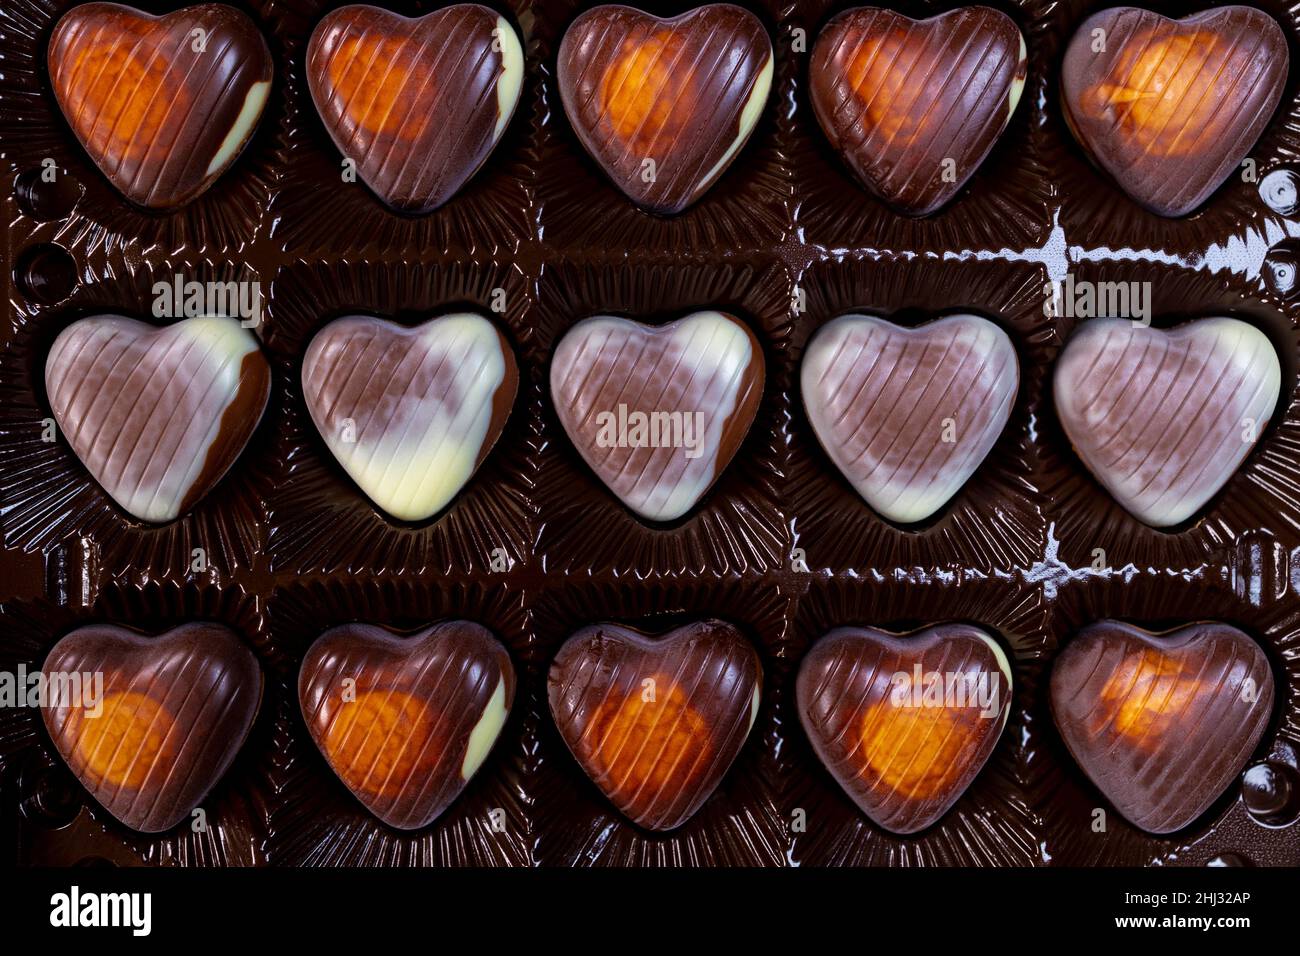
[48,3,273,210]
[45,315,271,523]
[810,7,1027,216]
[796,625,1012,834]
[548,621,762,831]
[299,622,515,830]
[301,313,519,522]
[1050,621,1275,834]
[307,4,525,214]
[558,4,774,214]
[801,314,1019,523]
[41,623,263,833]
[1053,317,1280,527]
[550,311,764,522]
[1061,6,1288,217]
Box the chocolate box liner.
[531,575,791,866]
[789,253,1052,572]
[531,254,793,577]
[1039,569,1300,866]
[0,578,276,866]
[532,0,795,257]
[0,254,277,581]
[788,0,1056,254]
[1036,259,1300,571]
[0,0,289,257]
[261,576,533,866]
[261,257,541,576]
[265,0,542,259]
[785,570,1050,866]
[1047,0,1300,257]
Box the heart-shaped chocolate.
[307,4,524,214]
[299,621,515,830]
[301,313,518,522]
[548,620,761,831]
[550,311,764,521]
[48,3,273,209]
[557,4,773,214]
[1054,317,1280,527]
[801,314,1018,523]
[1061,7,1288,217]
[1050,621,1274,834]
[810,7,1026,216]
[796,625,1011,834]
[46,315,271,523]
[41,622,263,833]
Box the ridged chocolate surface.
[307,4,524,214]
[801,314,1018,523]
[1050,621,1275,834]
[1061,6,1288,218]
[299,621,515,830]
[796,625,1012,834]
[48,2,272,209]
[557,4,773,214]
[45,315,271,523]
[548,621,762,831]
[1054,318,1280,528]
[301,313,518,522]
[551,311,764,522]
[41,622,263,833]
[810,7,1026,216]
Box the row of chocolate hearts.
[41,618,1274,836]
[48,3,1288,218]
[44,310,1283,528]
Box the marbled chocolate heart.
[307,4,524,214]
[1051,621,1274,834]
[1061,6,1288,217]
[301,313,518,522]
[45,315,271,523]
[801,314,1018,523]
[41,623,262,833]
[810,7,1026,215]
[1054,318,1280,527]
[796,624,1011,834]
[550,311,764,521]
[557,4,773,214]
[299,621,515,830]
[548,621,761,831]
[48,2,272,209]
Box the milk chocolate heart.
[810,7,1026,216]
[796,625,1011,834]
[48,3,273,209]
[46,315,271,523]
[41,622,262,833]
[301,313,518,522]
[307,4,524,214]
[548,620,761,831]
[299,621,515,830]
[1051,621,1274,834]
[1054,317,1280,527]
[550,311,763,521]
[801,314,1018,523]
[1061,7,1288,217]
[557,4,773,214]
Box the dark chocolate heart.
[40,623,263,833]
[1050,621,1274,834]
[548,620,761,831]
[299,621,515,830]
[810,6,1026,215]
[1060,6,1288,217]
[48,2,273,209]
